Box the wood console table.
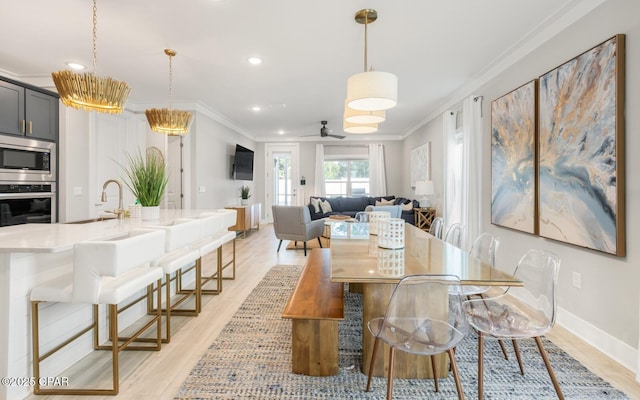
[414,207,436,232]
[226,203,261,237]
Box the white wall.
[402,118,445,214]
[404,0,640,372]
[189,108,256,210]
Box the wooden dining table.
[328,221,522,379]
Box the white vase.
[141,206,160,220]
[241,199,249,205]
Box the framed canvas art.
[491,80,537,234]
[538,34,625,256]
[410,142,430,186]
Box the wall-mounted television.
[233,144,254,181]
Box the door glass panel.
[273,152,292,205]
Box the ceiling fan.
[320,120,345,139]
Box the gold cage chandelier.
[51,0,131,114]
[145,49,193,135]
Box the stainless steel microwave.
[0,135,56,182]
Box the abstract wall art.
[538,34,625,256]
[410,142,430,186]
[491,80,537,234]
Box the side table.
[414,208,436,232]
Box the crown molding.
[402,0,608,138]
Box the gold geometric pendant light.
[52,0,131,114]
[346,9,398,112]
[145,49,193,135]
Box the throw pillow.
[310,197,321,213]
[401,202,413,211]
[375,198,395,206]
[320,199,333,214]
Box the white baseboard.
[557,306,638,381]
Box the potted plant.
[240,185,251,205]
[121,150,169,220]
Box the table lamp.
[415,180,434,208]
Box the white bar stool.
[187,212,237,305]
[146,218,203,343]
[30,229,166,395]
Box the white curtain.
[368,144,387,196]
[314,144,326,196]
[462,96,483,248]
[442,110,457,227]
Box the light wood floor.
[27,224,640,400]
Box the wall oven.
[0,135,56,182]
[0,182,56,227]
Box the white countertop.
[0,209,234,253]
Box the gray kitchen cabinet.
[0,78,58,141]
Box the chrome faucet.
[101,179,125,219]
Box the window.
[324,159,369,197]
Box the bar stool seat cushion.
[154,247,200,275]
[99,266,163,305]
[30,273,74,303]
[219,231,236,245]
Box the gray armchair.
[272,205,326,256]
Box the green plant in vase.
[240,185,251,205]
[121,150,169,219]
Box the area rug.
[175,265,628,399]
[285,237,330,250]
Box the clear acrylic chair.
[464,232,510,359]
[444,223,464,248]
[463,249,564,399]
[365,275,467,400]
[463,232,500,298]
[428,216,444,239]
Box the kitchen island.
[0,209,237,400]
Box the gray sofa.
[307,196,419,225]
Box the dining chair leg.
[512,339,525,375]
[386,346,396,400]
[498,339,510,360]
[430,355,439,392]
[447,348,464,400]
[534,336,565,400]
[277,240,283,252]
[317,237,323,248]
[478,332,485,400]
[475,294,509,361]
[366,336,380,392]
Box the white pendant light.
[344,99,385,124]
[343,120,378,134]
[346,9,398,112]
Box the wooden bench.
[282,248,344,376]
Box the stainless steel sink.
[65,216,117,224]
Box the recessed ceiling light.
[251,106,261,112]
[278,130,285,135]
[66,62,86,70]
[248,57,262,65]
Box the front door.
[264,143,300,223]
